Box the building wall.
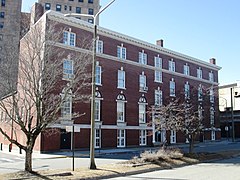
[31,0,100,25]
[0,11,221,152]
[0,0,22,96]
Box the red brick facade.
[0,11,221,152]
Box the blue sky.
[22,0,240,85]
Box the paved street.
[0,140,239,175]
[109,156,240,180]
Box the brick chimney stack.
[210,58,216,65]
[156,39,164,47]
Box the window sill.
[117,87,126,90]
[96,83,102,86]
[154,80,162,83]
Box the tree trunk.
[25,148,33,172]
[189,136,194,154]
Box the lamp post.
[64,0,115,170]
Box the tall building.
[0,0,22,96]
[0,11,222,152]
[31,0,100,25]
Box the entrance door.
[60,129,71,149]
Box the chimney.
[156,39,164,47]
[210,58,216,65]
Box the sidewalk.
[1,139,239,159]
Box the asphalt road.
[109,156,240,180]
[0,140,239,174]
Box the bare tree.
[152,97,204,153]
[0,21,92,172]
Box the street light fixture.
[64,0,116,170]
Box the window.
[76,7,81,13]
[1,0,5,7]
[88,8,94,15]
[154,56,162,68]
[0,12,4,18]
[154,71,162,83]
[116,94,126,122]
[197,67,202,79]
[169,59,175,72]
[184,82,190,99]
[117,69,125,89]
[139,130,146,146]
[79,0,84,2]
[155,90,163,106]
[117,44,126,60]
[117,101,125,122]
[117,129,125,147]
[209,71,214,82]
[96,39,103,53]
[210,107,214,125]
[88,0,93,3]
[63,59,73,79]
[139,104,146,123]
[63,31,76,46]
[198,106,203,120]
[139,50,147,65]
[95,62,101,85]
[95,100,100,121]
[61,96,72,118]
[64,5,67,11]
[184,64,190,76]
[95,129,101,148]
[69,6,72,11]
[211,130,215,141]
[209,87,214,103]
[56,4,62,11]
[170,78,175,96]
[198,84,203,101]
[0,22,4,29]
[139,73,147,91]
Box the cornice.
[45,10,221,71]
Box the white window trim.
[140,130,147,146]
[117,69,126,89]
[184,82,190,99]
[154,56,162,69]
[95,99,101,121]
[139,72,147,91]
[138,103,147,124]
[96,39,103,54]
[184,64,190,76]
[63,59,74,80]
[95,128,101,148]
[154,70,162,83]
[117,129,126,147]
[170,130,176,144]
[95,62,102,85]
[139,50,147,65]
[155,89,163,106]
[197,67,202,79]
[117,45,126,60]
[170,79,176,97]
[63,31,76,46]
[60,94,72,120]
[169,59,175,72]
[117,100,125,122]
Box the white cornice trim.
[45,10,221,71]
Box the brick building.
[0,11,221,152]
[0,0,22,97]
